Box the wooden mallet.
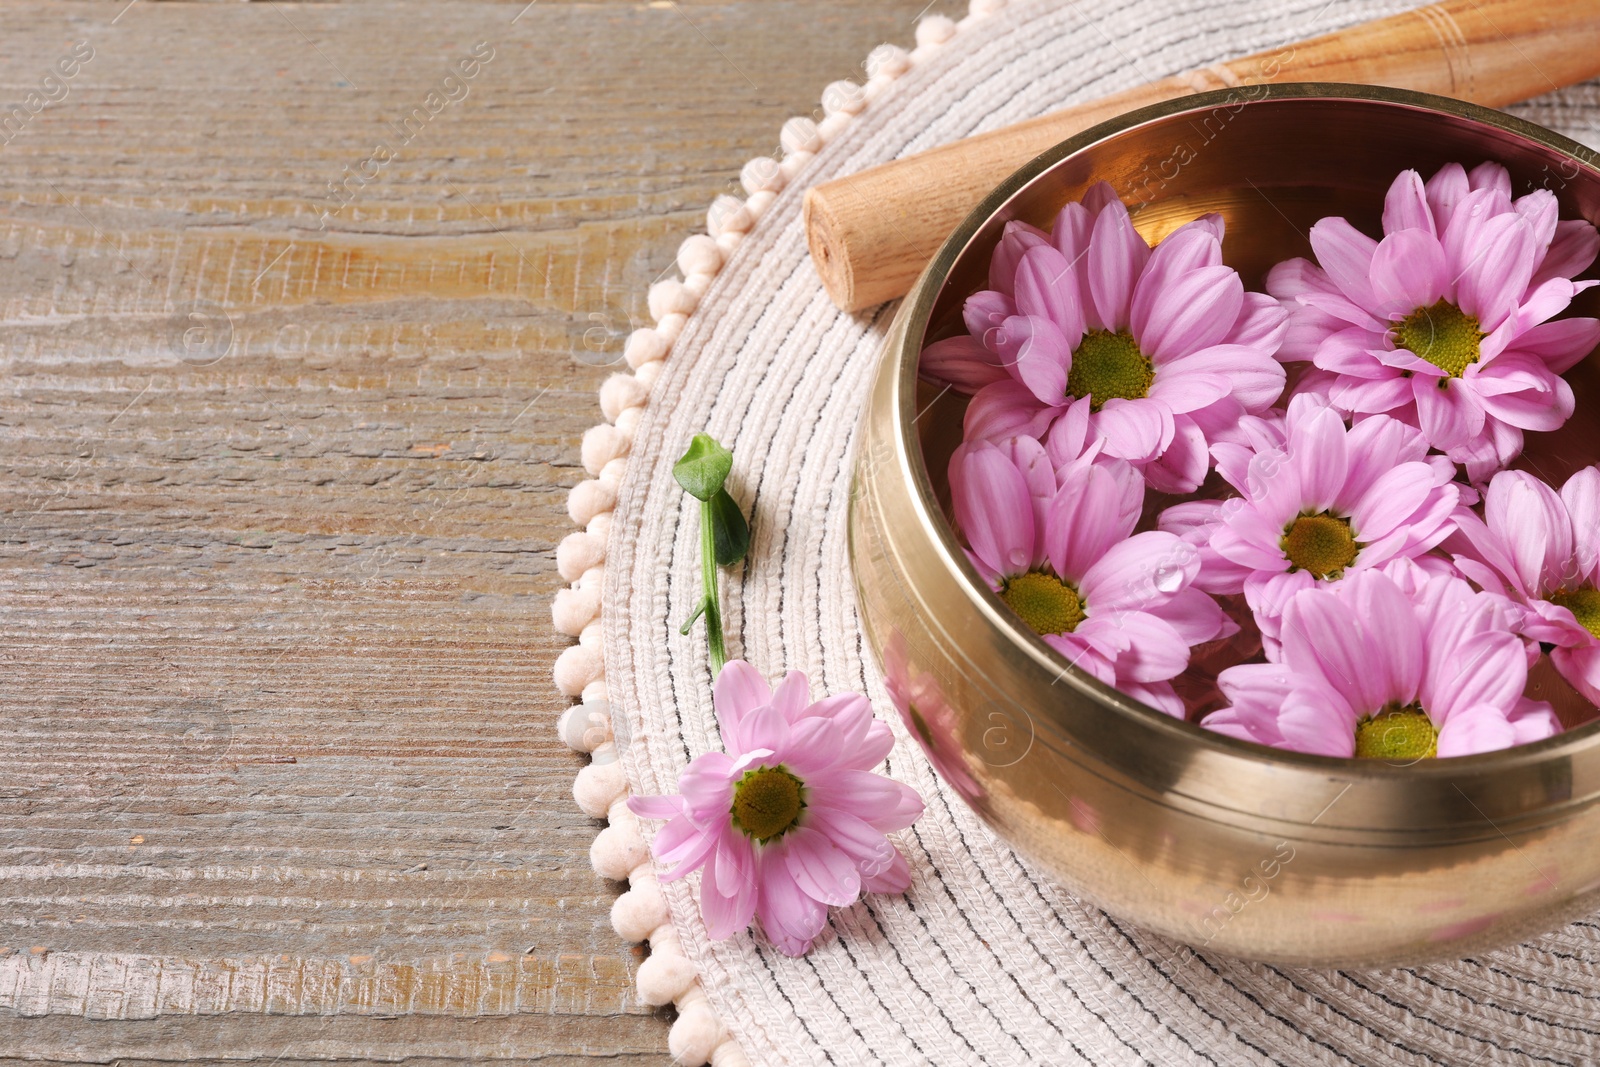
[803,0,1600,312]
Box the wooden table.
[0,2,939,1060]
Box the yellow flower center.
[1281,512,1359,580]
[1354,703,1438,760]
[1392,299,1484,379]
[1067,329,1154,411]
[1549,587,1600,640]
[1001,569,1086,635]
[730,765,805,842]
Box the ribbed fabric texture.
[605,2,1600,1062]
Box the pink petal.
[1563,466,1600,581]
[1075,611,1190,683]
[963,289,1015,340]
[1308,216,1379,308]
[714,661,770,744]
[770,670,810,722]
[1424,162,1469,234]
[962,379,1058,442]
[1512,315,1600,375]
[1348,462,1439,544]
[1087,198,1150,331]
[1161,347,1286,412]
[1079,530,1198,612]
[1455,212,1539,332]
[1014,245,1086,343]
[1532,218,1600,288]
[783,825,861,907]
[1485,468,1573,595]
[1121,679,1186,718]
[755,851,827,956]
[1472,353,1574,430]
[803,805,897,877]
[1425,630,1526,726]
[1130,227,1223,338]
[1369,228,1447,316]
[654,815,719,874]
[783,716,847,776]
[1552,643,1600,706]
[921,334,1008,392]
[1276,685,1360,758]
[951,443,1036,575]
[860,848,911,895]
[1435,703,1516,757]
[1145,366,1232,414]
[809,769,925,832]
[627,794,686,821]
[989,314,1071,405]
[988,219,1050,295]
[1147,586,1231,645]
[679,750,737,810]
[1280,576,1397,715]
[1139,412,1209,495]
[1137,265,1244,362]
[1383,169,1436,235]
[1092,397,1173,462]
[1289,402,1350,513]
[1412,378,1484,451]
[1045,461,1143,581]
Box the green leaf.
[709,488,750,567]
[673,434,733,501]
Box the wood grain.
[0,1,946,1060]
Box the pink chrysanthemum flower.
[1448,465,1600,705]
[1202,569,1560,758]
[1267,161,1600,482]
[950,435,1234,715]
[1159,395,1460,651]
[629,661,924,957]
[921,181,1288,493]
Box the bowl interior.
[912,87,1600,736]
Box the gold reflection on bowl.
[850,84,1600,967]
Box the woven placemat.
[560,1,1600,1062]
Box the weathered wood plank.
[0,0,947,1060]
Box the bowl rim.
[892,81,1600,784]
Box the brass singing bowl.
[849,84,1600,967]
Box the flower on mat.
[1202,569,1560,758]
[1266,161,1600,482]
[628,661,924,957]
[950,434,1234,716]
[921,181,1288,493]
[1448,465,1600,706]
[1157,394,1460,652]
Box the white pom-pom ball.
[820,80,866,117]
[655,312,687,342]
[745,190,776,219]
[581,423,630,475]
[739,156,784,195]
[634,360,663,389]
[555,644,605,698]
[612,884,669,942]
[676,233,722,277]
[647,279,697,321]
[916,13,957,46]
[636,952,698,1006]
[552,584,601,636]
[706,195,752,237]
[599,373,649,421]
[591,823,648,881]
[780,116,822,155]
[572,759,627,818]
[624,328,669,369]
[778,153,812,182]
[558,702,610,752]
[614,406,641,437]
[816,112,852,141]
[865,44,911,79]
[566,478,616,526]
[556,531,604,581]
[715,231,743,255]
[669,1004,726,1065]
